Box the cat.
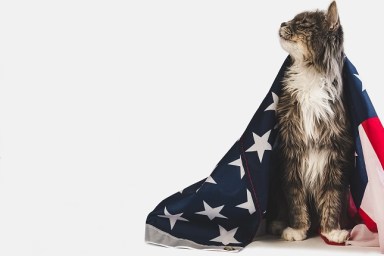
[268,1,354,243]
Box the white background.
[0,1,383,255]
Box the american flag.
[145,57,384,252]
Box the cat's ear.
[327,1,340,31]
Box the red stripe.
[362,117,384,169]
[359,208,378,232]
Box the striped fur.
[268,1,354,243]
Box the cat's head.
[279,1,344,73]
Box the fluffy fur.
[268,1,354,243]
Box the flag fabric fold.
[145,56,384,252]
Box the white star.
[236,189,256,214]
[264,92,279,111]
[195,201,227,220]
[228,156,245,179]
[246,130,272,162]
[196,177,216,193]
[205,176,217,184]
[353,74,365,91]
[158,207,188,230]
[210,225,241,245]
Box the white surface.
[0,1,382,255]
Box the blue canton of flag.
[145,56,384,252]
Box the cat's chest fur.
[283,65,339,141]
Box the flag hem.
[145,224,244,252]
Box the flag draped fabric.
[145,56,384,252]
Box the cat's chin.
[279,38,304,63]
[279,37,294,54]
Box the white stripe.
[358,125,384,252]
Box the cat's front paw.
[281,227,307,241]
[321,229,349,243]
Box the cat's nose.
[281,22,287,27]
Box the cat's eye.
[298,21,313,29]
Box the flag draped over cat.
[145,56,384,252]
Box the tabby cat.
[269,1,354,243]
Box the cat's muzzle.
[279,25,292,40]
